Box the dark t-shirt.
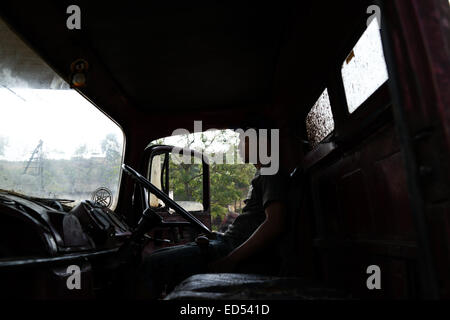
[223,168,288,248]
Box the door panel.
[308,121,419,298]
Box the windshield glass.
[0,18,124,209]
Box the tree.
[100,133,122,190]
[159,130,256,230]
[0,136,8,156]
[169,159,203,203]
[101,133,121,163]
[74,144,88,158]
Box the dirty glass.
[306,88,334,148]
[341,19,389,113]
[0,18,124,209]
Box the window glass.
[0,18,124,209]
[148,154,165,208]
[306,88,334,147]
[341,18,389,113]
[148,129,256,231]
[148,152,204,212]
[169,155,204,212]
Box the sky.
[155,129,240,153]
[0,87,124,161]
[341,18,388,113]
[0,15,124,162]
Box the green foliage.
[169,160,203,202]
[158,130,256,230]
[0,136,8,156]
[74,144,88,157]
[0,133,122,200]
[102,134,121,163]
[209,162,255,221]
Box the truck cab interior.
[0,0,449,300]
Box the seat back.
[278,167,316,279]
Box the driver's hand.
[195,232,217,243]
[212,231,224,239]
[195,235,210,247]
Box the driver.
[135,127,288,299]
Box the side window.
[169,156,204,212]
[148,150,204,212]
[306,88,334,148]
[147,130,256,231]
[341,18,389,113]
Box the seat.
[164,167,335,300]
[163,273,342,300]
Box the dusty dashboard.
[0,190,131,257]
[0,190,134,298]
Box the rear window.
[341,18,389,113]
[306,88,334,148]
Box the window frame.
[327,17,392,144]
[302,15,393,162]
[142,144,211,215]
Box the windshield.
[0,18,124,209]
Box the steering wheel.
[121,164,211,235]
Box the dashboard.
[0,191,133,298]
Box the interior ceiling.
[81,1,292,112]
[0,0,368,122]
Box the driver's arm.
[208,201,286,272]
